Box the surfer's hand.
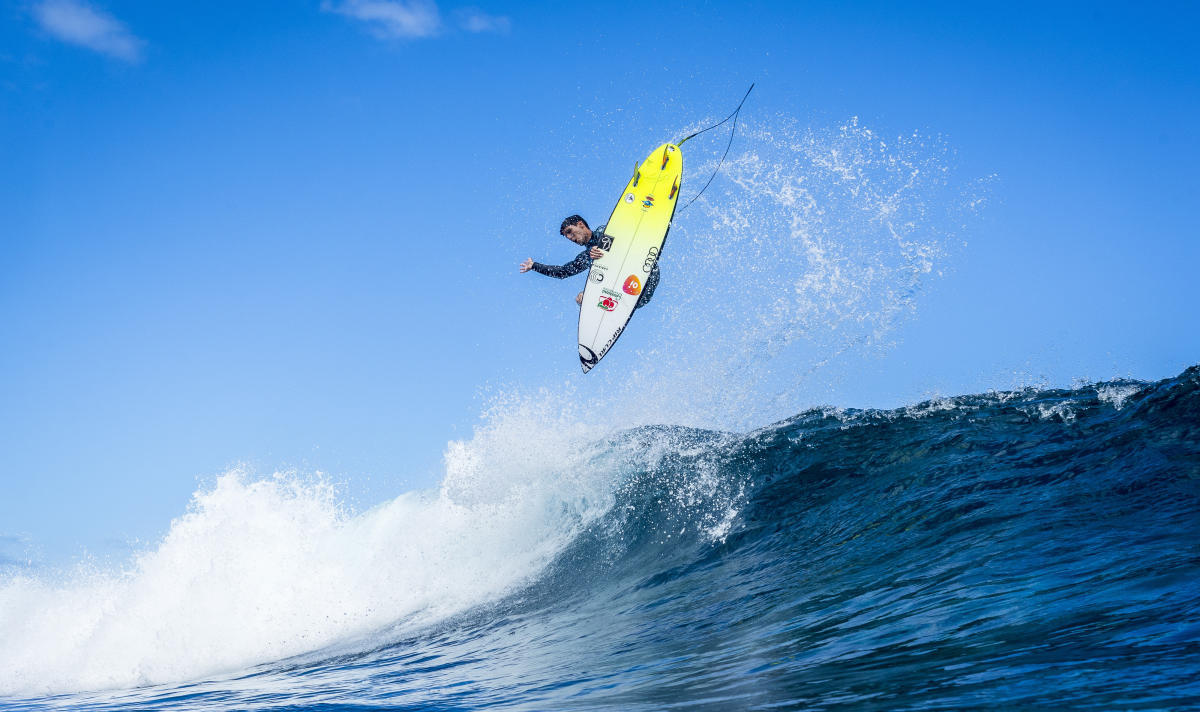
[588,247,604,260]
[519,258,534,273]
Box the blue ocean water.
[2,365,1197,710]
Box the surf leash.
[677,83,755,212]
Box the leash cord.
[677,83,754,212]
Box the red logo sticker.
[597,296,618,311]
[623,275,642,295]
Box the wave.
[3,366,1196,709]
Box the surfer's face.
[562,223,590,245]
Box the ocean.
[2,365,1197,710]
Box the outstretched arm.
[519,249,599,278]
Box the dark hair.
[560,215,589,235]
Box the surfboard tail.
[579,344,598,373]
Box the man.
[519,215,660,309]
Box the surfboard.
[577,143,683,373]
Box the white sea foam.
[0,398,618,697]
[1033,401,1079,423]
[903,396,966,419]
[1096,383,1142,410]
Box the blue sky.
[1,0,1197,568]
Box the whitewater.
[1,117,1197,710]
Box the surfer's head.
[560,215,590,245]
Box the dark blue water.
[5,366,1199,710]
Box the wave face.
[3,366,1197,710]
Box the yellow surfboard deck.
[578,143,683,373]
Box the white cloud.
[322,0,443,39]
[456,7,510,34]
[31,0,143,62]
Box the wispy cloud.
[324,1,511,40]
[31,0,144,62]
[322,0,443,39]
[456,7,510,34]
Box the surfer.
[519,215,660,308]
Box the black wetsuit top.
[531,225,660,309]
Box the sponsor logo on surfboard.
[598,234,614,250]
[597,325,624,359]
[643,246,659,272]
[625,193,635,203]
[597,296,617,312]
[642,195,655,208]
[579,344,599,369]
[582,321,625,372]
[591,270,604,283]
[623,275,641,295]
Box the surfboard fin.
[661,146,670,170]
[669,175,680,200]
[632,163,641,188]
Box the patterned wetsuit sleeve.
[531,249,591,279]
